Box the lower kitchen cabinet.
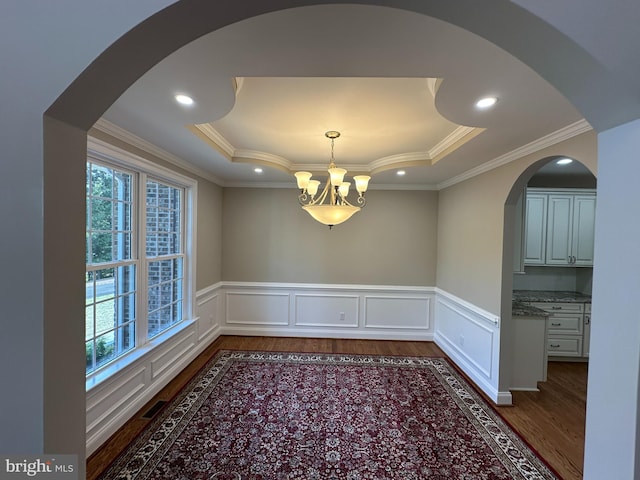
[531,301,589,359]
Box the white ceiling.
[102,4,587,189]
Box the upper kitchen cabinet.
[524,188,596,267]
[523,192,548,265]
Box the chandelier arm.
[298,191,310,205]
[356,195,367,207]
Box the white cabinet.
[546,193,596,266]
[524,189,596,267]
[531,301,589,359]
[511,314,548,390]
[523,193,547,265]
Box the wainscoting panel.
[86,366,146,438]
[294,294,359,328]
[196,287,220,342]
[220,283,435,341]
[433,289,507,405]
[225,291,290,326]
[364,296,430,330]
[150,329,197,382]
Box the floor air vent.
[142,400,167,419]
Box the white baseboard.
[222,325,434,341]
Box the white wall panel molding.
[220,282,435,340]
[294,293,359,328]
[150,330,197,382]
[225,291,290,326]
[433,289,508,405]
[364,295,431,330]
[196,283,222,342]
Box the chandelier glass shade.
[295,131,371,228]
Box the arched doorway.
[500,154,596,473]
[39,1,637,477]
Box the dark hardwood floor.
[86,336,587,480]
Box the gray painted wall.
[222,188,438,286]
[437,131,597,314]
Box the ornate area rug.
[99,351,559,479]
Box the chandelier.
[294,131,371,228]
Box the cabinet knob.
[551,306,562,310]
[551,322,561,326]
[550,344,561,348]
[585,315,591,325]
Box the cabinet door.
[572,195,596,266]
[524,194,547,265]
[545,195,573,265]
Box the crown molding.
[92,118,225,186]
[233,149,292,170]
[190,121,481,176]
[437,119,593,190]
[191,123,234,157]
[429,125,480,160]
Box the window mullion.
[137,172,148,349]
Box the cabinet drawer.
[531,302,584,314]
[546,314,584,335]
[547,336,583,357]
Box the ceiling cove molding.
[192,123,234,158]
[368,125,482,173]
[369,152,432,172]
[93,118,225,185]
[429,125,482,160]
[437,119,593,190]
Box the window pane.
[91,164,113,197]
[87,162,133,266]
[90,232,112,264]
[95,298,116,336]
[85,306,94,340]
[147,257,183,338]
[94,331,116,369]
[117,322,135,354]
[86,340,95,373]
[86,276,94,305]
[146,179,182,258]
[91,198,113,230]
[116,265,135,294]
[114,232,132,261]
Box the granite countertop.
[513,290,592,303]
[512,300,550,317]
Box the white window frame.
[86,137,197,387]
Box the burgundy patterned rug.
[99,351,559,479]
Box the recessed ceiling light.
[174,94,194,106]
[254,167,263,174]
[556,158,573,165]
[397,170,406,176]
[475,96,498,109]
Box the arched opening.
[500,154,596,469]
[38,1,631,476]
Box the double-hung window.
[85,139,196,378]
